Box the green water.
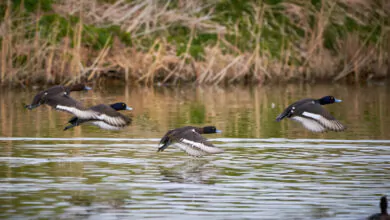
[0,83,389,219]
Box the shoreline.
[1,77,388,90]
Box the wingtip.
[25,104,37,110]
[157,144,163,152]
[63,124,74,131]
[157,143,170,152]
[275,115,284,122]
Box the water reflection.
[0,138,389,219]
[158,159,219,184]
[1,83,390,139]
[60,191,130,219]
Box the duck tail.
[157,136,171,152]
[64,117,81,131]
[63,124,77,131]
[157,143,169,152]
[25,103,41,110]
[68,116,78,124]
[276,112,288,122]
[381,196,388,215]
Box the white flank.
[291,116,327,132]
[55,105,97,119]
[302,111,321,120]
[91,121,123,130]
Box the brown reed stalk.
[1,0,11,83]
[333,27,380,81]
[87,36,112,81]
[71,2,85,84]
[137,39,163,85]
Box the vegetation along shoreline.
[0,0,389,87]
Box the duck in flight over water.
[62,102,133,131]
[276,96,346,132]
[158,126,223,157]
[25,84,91,110]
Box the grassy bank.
[0,0,389,86]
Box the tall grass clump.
[0,0,389,86]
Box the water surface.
[0,83,389,219]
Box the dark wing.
[45,85,66,95]
[26,85,68,110]
[294,102,336,120]
[157,127,195,152]
[30,91,45,105]
[25,91,45,109]
[89,104,121,116]
[178,128,214,146]
[157,129,177,152]
[25,85,75,110]
[46,94,83,109]
[276,98,314,121]
[45,94,92,119]
[292,102,346,132]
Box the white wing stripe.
[302,111,321,120]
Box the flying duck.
[367,196,390,220]
[63,102,133,130]
[157,126,223,157]
[276,96,346,132]
[27,88,131,129]
[25,84,91,110]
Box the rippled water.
[1,83,390,219]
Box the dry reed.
[0,0,388,86]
